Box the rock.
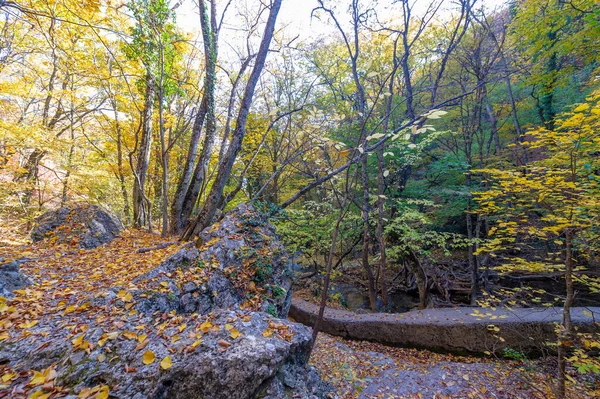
[0,309,332,399]
[31,203,123,249]
[0,204,333,399]
[0,259,32,297]
[290,298,600,355]
[135,204,294,318]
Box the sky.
[176,0,507,41]
[174,0,506,63]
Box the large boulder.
[135,204,294,318]
[0,258,31,297]
[0,308,331,398]
[31,204,123,249]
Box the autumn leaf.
[1,372,16,383]
[96,385,110,399]
[117,290,133,302]
[199,320,212,333]
[262,329,274,338]
[217,339,231,348]
[29,391,52,399]
[160,356,172,370]
[230,328,240,339]
[142,350,155,365]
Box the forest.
[0,0,599,398]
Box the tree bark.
[182,0,283,240]
[178,0,219,235]
[158,46,169,237]
[407,248,428,309]
[557,229,575,399]
[361,157,377,312]
[169,98,207,233]
[111,97,131,225]
[133,73,155,229]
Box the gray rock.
[135,204,294,318]
[0,309,333,399]
[290,297,600,355]
[31,204,123,249]
[0,259,32,297]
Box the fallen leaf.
[142,350,155,365]
[160,356,172,370]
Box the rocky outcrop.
[0,204,330,398]
[134,204,293,318]
[0,308,330,399]
[290,298,600,355]
[0,258,31,297]
[31,204,123,249]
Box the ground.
[0,225,598,398]
[310,333,597,399]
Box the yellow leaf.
[160,356,172,370]
[122,331,137,340]
[29,391,52,399]
[29,371,45,386]
[262,329,274,338]
[72,335,84,347]
[96,385,110,399]
[200,321,212,333]
[138,334,147,343]
[230,328,240,340]
[142,350,155,365]
[191,340,203,348]
[117,290,133,303]
[19,320,38,329]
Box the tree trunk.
[361,157,377,312]
[178,0,219,236]
[183,0,283,240]
[557,229,575,399]
[112,98,131,225]
[133,73,155,229]
[16,148,46,207]
[407,249,428,309]
[467,203,478,305]
[170,98,207,233]
[376,146,388,310]
[158,48,169,237]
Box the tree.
[182,0,284,240]
[475,89,600,398]
[126,0,180,231]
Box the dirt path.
[310,332,588,398]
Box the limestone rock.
[135,204,294,318]
[0,259,32,297]
[0,309,332,399]
[31,204,123,249]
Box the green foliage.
[125,0,183,98]
[385,198,471,263]
[502,348,527,362]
